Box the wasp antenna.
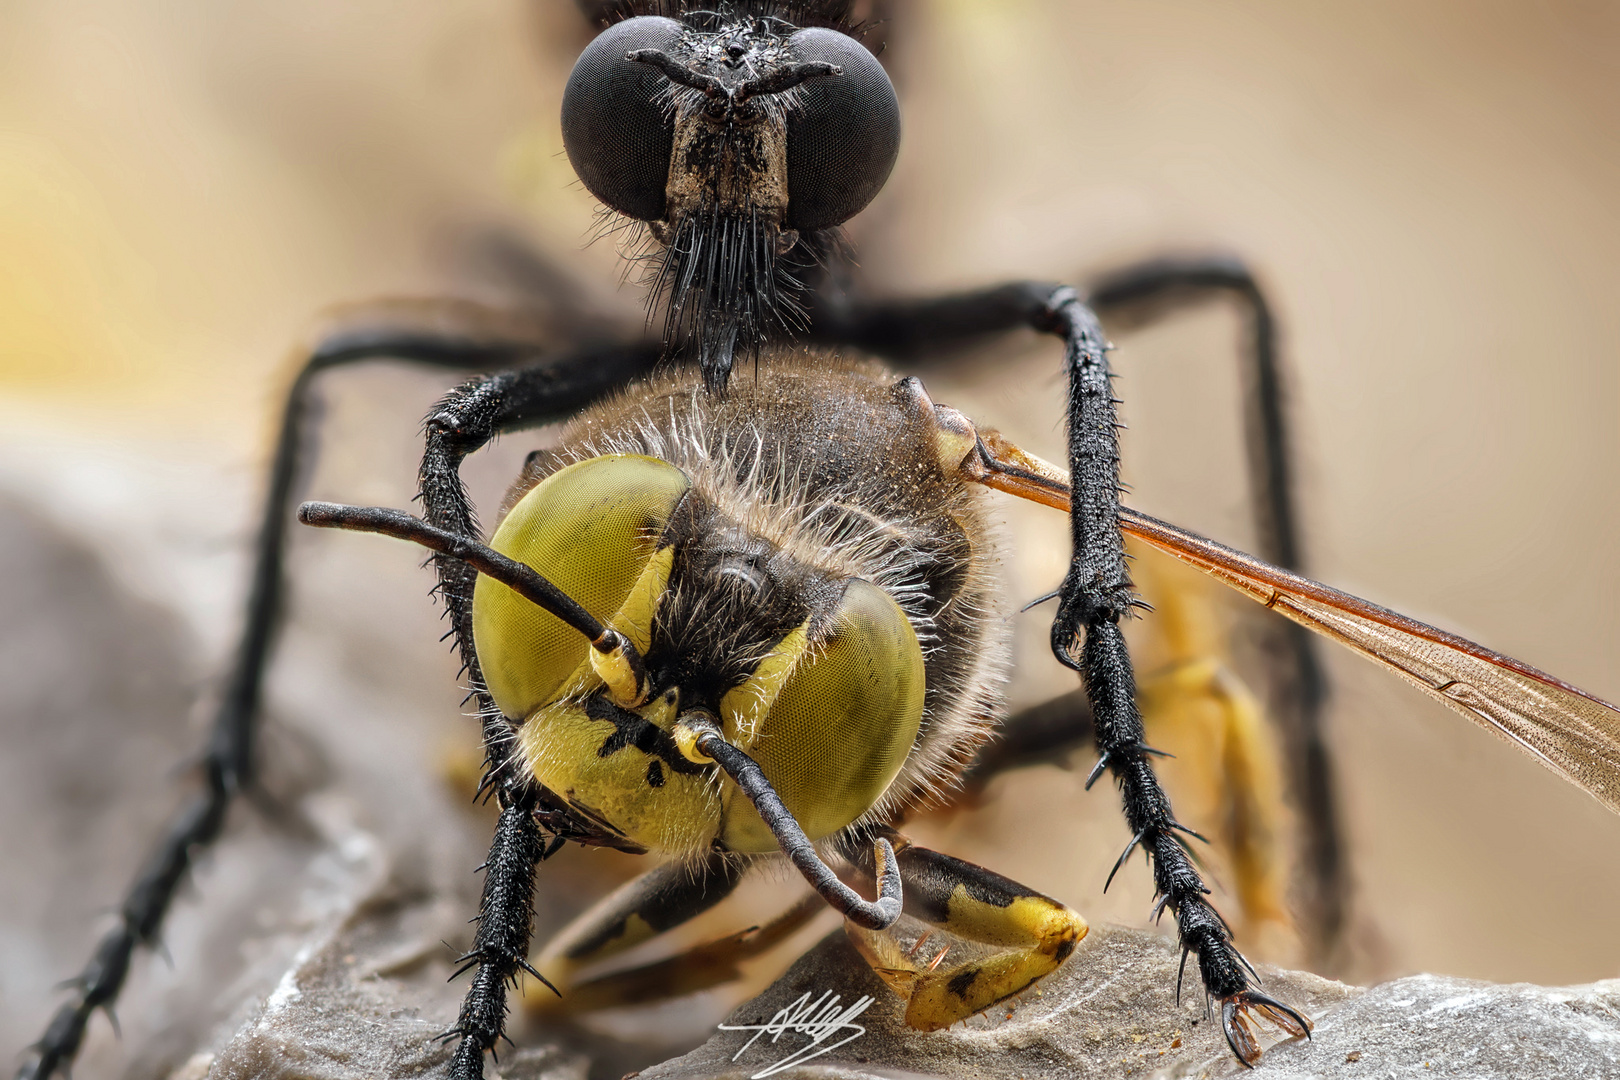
[686,719,902,931]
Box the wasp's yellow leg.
[1132,543,1295,953]
[846,840,1087,1030]
[544,890,825,1011]
[525,850,744,1013]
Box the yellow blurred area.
[0,0,617,445]
[2,0,1617,999]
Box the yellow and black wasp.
[18,3,1620,1079]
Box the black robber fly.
[23,3,1620,1079]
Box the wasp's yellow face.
[472,453,926,857]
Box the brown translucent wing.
[1120,506,1620,815]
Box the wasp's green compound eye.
[719,577,926,853]
[474,455,690,719]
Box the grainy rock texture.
[639,924,1356,1080]
[640,927,1620,1080]
[1245,972,1620,1080]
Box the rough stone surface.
[640,926,1620,1080]
[1245,972,1620,1080]
[200,898,588,1080]
[638,924,1356,1080]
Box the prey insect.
[20,2,1619,1078]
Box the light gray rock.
[637,924,1355,1080]
[198,896,587,1080]
[638,925,1620,1080]
[1243,972,1620,1080]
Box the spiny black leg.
[15,306,601,1080]
[444,789,552,1080]
[1087,256,1341,961]
[409,347,668,1078]
[1043,287,1307,1056]
[813,258,1343,966]
[414,344,661,786]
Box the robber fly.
[20,2,1620,1079]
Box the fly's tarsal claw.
[1221,989,1312,1067]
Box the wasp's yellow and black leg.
[16,299,658,1080]
[526,854,826,1012]
[810,268,1313,1060]
[529,851,746,1008]
[950,650,1292,957]
[1130,546,1294,952]
[841,833,1087,1029]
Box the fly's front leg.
[1088,258,1341,964]
[1042,287,1307,1062]
[409,346,664,1079]
[444,792,555,1080]
[416,343,660,781]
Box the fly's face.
[471,451,926,859]
[561,12,901,386]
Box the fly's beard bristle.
[649,204,809,392]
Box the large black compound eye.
[783,28,901,232]
[562,16,682,221]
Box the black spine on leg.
[445,794,550,1080]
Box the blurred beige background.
[2,0,1617,1074]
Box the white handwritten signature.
[717,989,876,1078]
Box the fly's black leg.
[410,347,668,1078]
[17,299,656,1080]
[414,344,659,788]
[1046,287,1310,1058]
[444,791,554,1080]
[811,273,1312,1058]
[1087,258,1342,964]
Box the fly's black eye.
[562,16,682,221]
[784,29,901,232]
